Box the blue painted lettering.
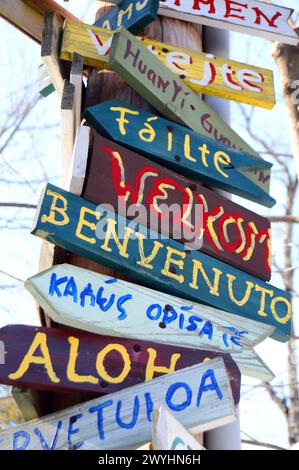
[89,399,113,441]
[166,382,192,412]
[196,369,223,407]
[115,396,139,429]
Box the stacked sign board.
[0,0,295,451]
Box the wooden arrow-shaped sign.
[0,359,235,450]
[152,405,205,450]
[108,28,271,195]
[26,264,274,381]
[158,0,299,46]
[83,102,274,208]
[31,183,291,342]
[100,0,299,45]
[60,19,275,110]
[72,129,272,279]
[94,0,159,33]
[0,324,240,402]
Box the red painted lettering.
[224,0,248,20]
[252,7,282,28]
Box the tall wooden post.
[33,4,239,449]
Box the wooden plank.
[0,359,236,450]
[0,325,240,403]
[60,19,275,110]
[12,388,39,422]
[41,12,64,98]
[94,0,159,33]
[152,405,205,450]
[0,0,78,44]
[158,0,299,46]
[61,80,76,185]
[31,183,291,342]
[23,0,79,21]
[83,101,274,208]
[67,126,90,195]
[79,131,272,278]
[26,263,274,381]
[100,0,299,45]
[70,53,84,130]
[0,0,43,43]
[38,64,55,98]
[108,28,271,194]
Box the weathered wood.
[67,126,90,195]
[31,183,291,342]
[152,405,205,450]
[0,0,78,43]
[12,388,39,422]
[83,103,274,208]
[70,53,84,131]
[0,359,236,450]
[94,0,159,33]
[101,0,299,45]
[108,28,271,194]
[61,80,76,185]
[0,325,240,403]
[38,63,55,98]
[41,12,65,97]
[60,19,275,110]
[26,263,274,381]
[75,130,272,278]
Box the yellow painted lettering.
[96,344,131,384]
[67,337,98,384]
[255,285,274,318]
[138,116,158,143]
[184,134,196,162]
[190,260,221,295]
[167,127,173,152]
[135,232,163,269]
[270,297,292,325]
[136,0,149,10]
[101,218,133,258]
[110,106,139,135]
[41,189,69,226]
[117,4,133,26]
[199,143,210,167]
[145,347,181,381]
[161,247,186,283]
[227,274,254,306]
[8,332,60,383]
[76,207,100,244]
[214,151,231,178]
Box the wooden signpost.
[158,0,299,46]
[31,183,291,342]
[0,0,79,44]
[0,324,241,402]
[83,101,274,208]
[108,28,271,193]
[100,0,299,45]
[60,19,276,110]
[0,359,236,450]
[25,264,274,381]
[152,405,205,450]
[94,0,159,33]
[74,129,272,278]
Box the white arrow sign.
[26,263,274,381]
[0,360,235,450]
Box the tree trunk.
[272,30,299,182]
